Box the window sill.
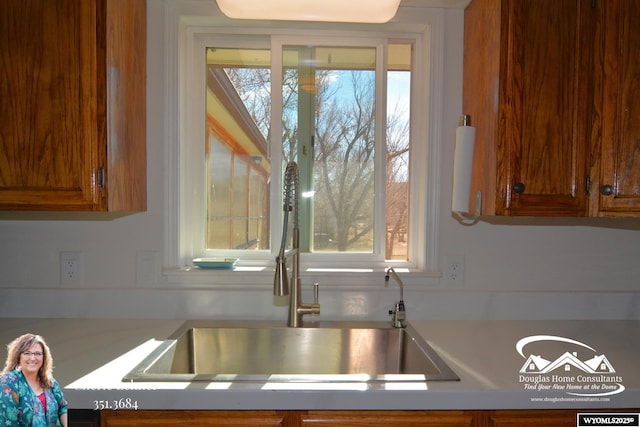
[163,265,441,288]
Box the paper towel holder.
[453,190,482,225]
[452,114,481,225]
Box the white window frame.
[163,4,445,287]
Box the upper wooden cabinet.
[591,0,640,216]
[464,0,640,218]
[463,0,595,216]
[0,0,146,213]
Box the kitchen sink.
[123,321,458,382]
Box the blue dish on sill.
[192,257,239,270]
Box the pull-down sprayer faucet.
[385,267,406,328]
[273,161,320,327]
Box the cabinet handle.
[513,182,525,194]
[600,184,614,196]
[97,167,105,188]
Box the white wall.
[1,0,639,321]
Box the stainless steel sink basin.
[123,321,458,382]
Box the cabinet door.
[301,410,476,426]
[497,0,592,216]
[0,0,146,214]
[100,410,289,426]
[0,0,100,211]
[487,410,576,427]
[595,0,640,215]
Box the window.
[204,41,410,258]
[167,9,444,285]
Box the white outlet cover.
[60,251,83,286]
[443,254,464,287]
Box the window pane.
[386,43,411,261]
[205,47,271,250]
[206,137,232,249]
[283,45,377,253]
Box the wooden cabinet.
[101,410,246,426]
[0,0,146,213]
[464,0,594,217]
[300,410,475,426]
[100,409,640,426]
[486,410,578,427]
[590,0,640,216]
[99,410,477,427]
[99,410,290,426]
[464,0,640,218]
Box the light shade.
[216,0,401,23]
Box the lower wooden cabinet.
[300,410,475,426]
[487,410,578,427]
[99,410,289,426]
[99,409,639,427]
[99,410,474,426]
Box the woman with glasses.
[0,333,68,426]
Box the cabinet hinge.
[97,167,105,189]
[585,175,591,195]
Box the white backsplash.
[1,287,638,320]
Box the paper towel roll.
[452,122,476,215]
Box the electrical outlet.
[60,251,83,286]
[444,255,464,286]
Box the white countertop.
[1,318,638,411]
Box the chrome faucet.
[273,161,320,327]
[385,267,406,328]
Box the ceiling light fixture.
[216,0,401,23]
